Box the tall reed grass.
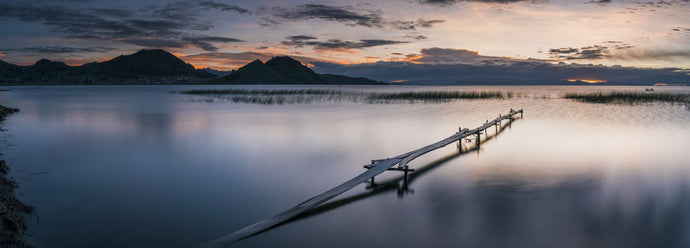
[180,89,512,104]
[563,92,690,105]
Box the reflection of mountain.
[0,50,385,85]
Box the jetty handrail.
[198,109,523,248]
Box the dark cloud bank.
[0,1,247,51]
[311,48,689,85]
[282,35,407,50]
[264,4,445,30]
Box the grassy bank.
[0,105,33,248]
[179,89,512,104]
[564,92,690,106]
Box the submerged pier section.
[200,109,524,248]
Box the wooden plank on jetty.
[198,109,523,248]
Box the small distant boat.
[645,88,654,92]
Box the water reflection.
[265,115,519,238]
[0,85,688,248]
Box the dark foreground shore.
[0,105,33,247]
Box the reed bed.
[181,89,343,96]
[563,92,690,105]
[179,89,512,104]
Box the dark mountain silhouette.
[83,49,208,77]
[319,73,386,85]
[210,59,286,84]
[0,49,214,84]
[210,57,325,84]
[265,56,326,84]
[0,60,23,80]
[0,60,20,72]
[0,49,384,85]
[30,59,70,71]
[209,56,384,85]
[200,67,232,77]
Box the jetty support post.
[475,131,481,148]
[457,126,462,150]
[403,166,409,186]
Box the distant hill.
[30,59,70,71]
[214,59,286,84]
[0,49,214,84]
[265,56,326,84]
[210,56,384,85]
[0,49,385,85]
[83,49,209,78]
[0,60,22,79]
[200,67,232,76]
[210,57,325,84]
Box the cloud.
[390,19,446,30]
[0,1,249,50]
[88,8,133,18]
[285,35,318,41]
[310,56,689,85]
[274,4,384,28]
[120,39,187,48]
[548,45,610,60]
[5,46,115,54]
[151,0,249,23]
[407,35,428,40]
[397,47,516,64]
[306,46,689,85]
[281,36,408,50]
[182,36,245,51]
[416,0,537,6]
[610,49,690,61]
[587,0,611,5]
[267,4,445,30]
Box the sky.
[0,0,689,75]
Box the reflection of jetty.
[200,109,524,248]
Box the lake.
[1,85,689,248]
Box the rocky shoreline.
[0,105,33,247]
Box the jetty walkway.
[199,109,524,248]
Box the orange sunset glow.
[566,79,608,84]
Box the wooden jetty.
[198,109,524,248]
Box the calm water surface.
[1,85,689,248]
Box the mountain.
[265,56,325,84]
[319,73,386,85]
[0,49,214,84]
[211,56,327,84]
[200,67,232,76]
[0,60,21,74]
[30,59,70,71]
[85,49,209,78]
[0,50,384,85]
[210,59,286,84]
[210,56,384,85]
